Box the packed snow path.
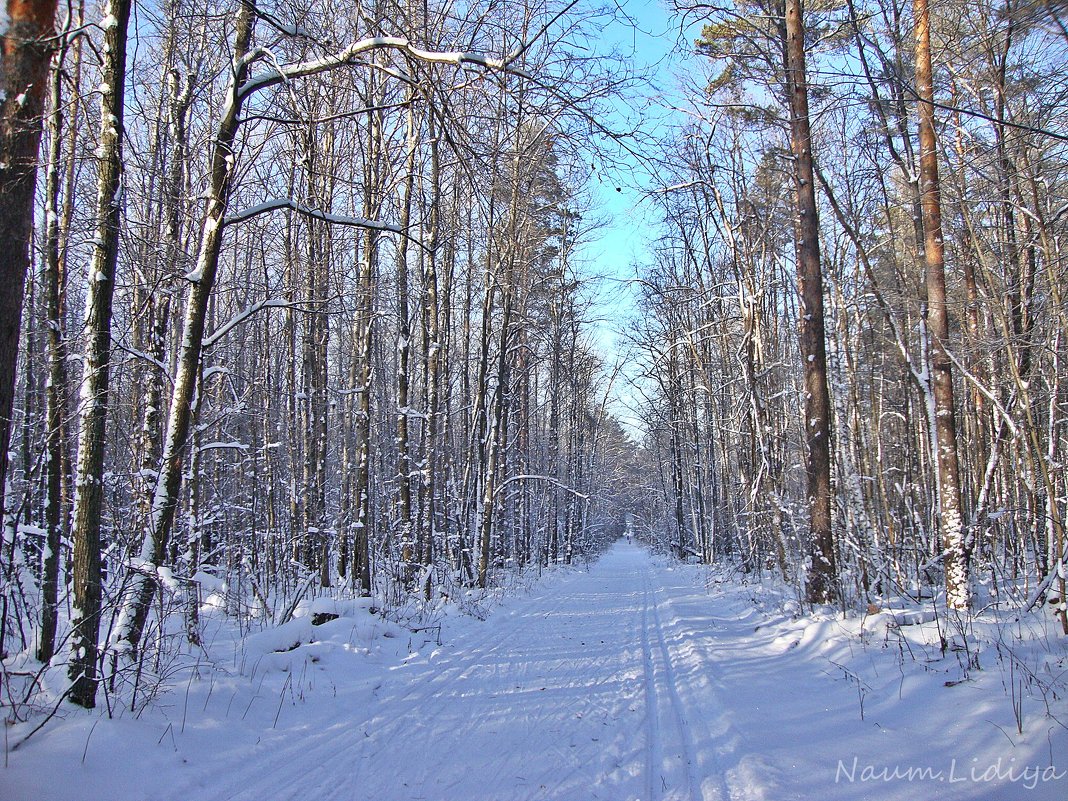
[180,543,728,801]
[159,543,1062,801]
[14,543,1063,800]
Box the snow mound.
[242,602,409,674]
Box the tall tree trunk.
[419,121,443,598]
[353,222,376,596]
[784,0,836,604]
[67,0,132,708]
[300,119,332,586]
[395,101,417,588]
[37,24,76,664]
[0,0,60,542]
[139,66,192,522]
[349,61,386,598]
[477,291,512,588]
[914,0,969,611]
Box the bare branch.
[222,198,402,232]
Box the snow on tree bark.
[914,0,970,612]
[67,0,131,708]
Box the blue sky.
[575,0,701,435]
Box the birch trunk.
[112,3,256,651]
[37,21,77,664]
[419,122,443,597]
[351,72,383,596]
[395,102,417,588]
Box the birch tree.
[36,4,82,664]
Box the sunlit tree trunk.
[784,0,836,604]
[914,0,969,611]
[0,0,60,540]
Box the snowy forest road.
[168,543,744,801]
[159,543,1061,801]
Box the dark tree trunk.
[67,0,132,708]
[783,0,837,604]
[0,0,60,546]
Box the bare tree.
[67,0,133,709]
[0,0,59,543]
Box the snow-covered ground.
[4,542,1066,800]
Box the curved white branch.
[493,474,590,501]
[238,36,529,100]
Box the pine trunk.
[914,0,969,611]
[784,0,837,604]
[0,0,60,541]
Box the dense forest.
[1,0,1066,717]
[634,0,1068,624]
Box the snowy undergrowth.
[714,562,1068,760]
[632,556,1066,800]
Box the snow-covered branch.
[493,474,590,500]
[116,343,172,377]
[197,441,250,453]
[203,297,291,350]
[238,36,529,100]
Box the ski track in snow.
[170,543,750,801]
[182,582,589,801]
